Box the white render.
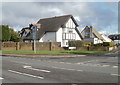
[39,18,82,47]
[39,32,56,42]
[83,38,103,44]
[101,34,112,42]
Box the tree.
[1,25,21,42]
[9,28,21,42]
[1,25,11,41]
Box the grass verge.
[2,50,105,55]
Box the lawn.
[2,50,105,55]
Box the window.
[63,33,76,40]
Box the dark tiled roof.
[36,15,79,40]
[22,15,82,40]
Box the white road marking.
[112,66,118,68]
[52,66,83,72]
[0,77,4,80]
[23,66,32,68]
[77,70,83,72]
[59,62,65,63]
[111,74,120,76]
[8,70,44,79]
[23,66,51,73]
[102,65,110,67]
[65,62,72,64]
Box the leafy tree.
[1,25,11,41]
[9,28,21,42]
[1,25,21,42]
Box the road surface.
[1,53,119,84]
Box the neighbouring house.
[19,23,41,42]
[20,15,83,47]
[81,26,104,44]
[109,34,120,45]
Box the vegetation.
[0,25,21,42]
[103,42,114,47]
[68,40,83,47]
[2,50,105,55]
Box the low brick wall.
[89,46,109,51]
[19,42,32,50]
[1,42,64,51]
[36,42,51,50]
[1,42,117,51]
[51,42,64,50]
[76,47,88,51]
[2,42,17,50]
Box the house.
[20,15,83,47]
[81,26,104,44]
[108,34,120,45]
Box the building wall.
[73,29,82,40]
[61,18,81,47]
[56,28,62,46]
[39,18,82,47]
[39,32,56,42]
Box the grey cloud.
[2,2,118,35]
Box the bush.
[68,40,83,47]
[103,42,114,47]
[91,43,103,47]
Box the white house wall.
[56,28,63,46]
[66,18,76,28]
[39,32,56,42]
[73,29,82,40]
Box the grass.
[2,50,105,55]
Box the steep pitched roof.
[92,28,103,40]
[22,15,82,40]
[36,15,79,40]
[81,26,103,40]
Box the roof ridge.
[39,14,72,20]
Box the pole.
[32,25,37,54]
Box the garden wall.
[1,42,117,51]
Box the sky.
[1,1,118,35]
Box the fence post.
[16,42,19,50]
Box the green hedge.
[68,40,83,47]
[91,43,103,46]
[103,42,114,47]
[91,42,114,47]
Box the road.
[1,52,119,84]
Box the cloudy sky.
[2,1,118,35]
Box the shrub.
[103,42,114,47]
[91,43,103,46]
[68,40,83,47]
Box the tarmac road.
[1,54,119,84]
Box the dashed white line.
[8,70,44,79]
[0,77,4,80]
[111,74,120,76]
[23,66,51,73]
[59,62,65,63]
[112,66,118,68]
[101,65,110,67]
[52,66,83,72]
[65,62,72,64]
